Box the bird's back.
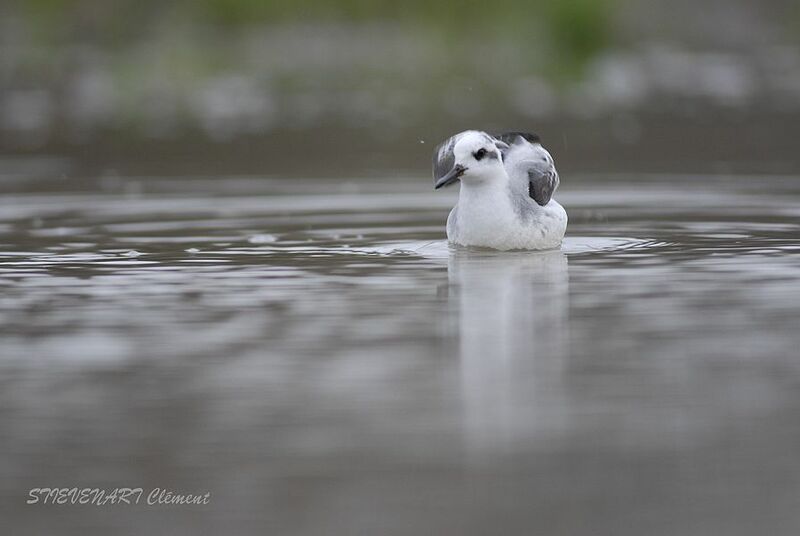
[496,132,560,208]
[496,132,566,249]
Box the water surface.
[2,174,800,535]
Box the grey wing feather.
[493,131,541,146]
[494,131,559,206]
[528,167,559,206]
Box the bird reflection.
[447,248,569,454]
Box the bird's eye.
[473,148,487,161]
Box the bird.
[432,130,567,251]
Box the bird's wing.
[494,131,559,206]
[494,131,541,146]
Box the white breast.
[447,184,567,251]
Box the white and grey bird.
[433,130,567,251]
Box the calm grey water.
[2,173,800,535]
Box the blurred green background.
[2,0,800,178]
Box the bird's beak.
[434,164,466,190]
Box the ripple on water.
[0,176,799,364]
[2,176,800,535]
[345,236,660,260]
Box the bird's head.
[433,131,508,190]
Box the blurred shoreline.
[2,1,800,178]
[2,109,799,188]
